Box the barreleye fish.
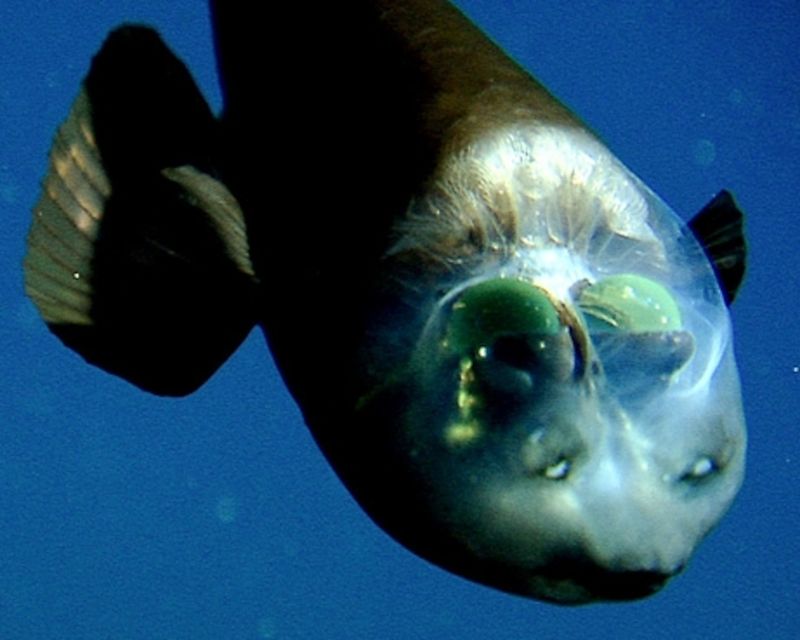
[24,0,747,604]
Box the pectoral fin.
[24,26,257,396]
[688,190,746,305]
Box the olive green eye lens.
[446,278,561,354]
[577,274,682,333]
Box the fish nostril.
[521,439,576,480]
[678,455,720,485]
[522,423,585,480]
[543,458,571,480]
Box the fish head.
[340,126,746,603]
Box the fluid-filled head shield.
[341,125,745,603]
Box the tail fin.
[24,26,258,396]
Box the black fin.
[24,26,257,396]
[688,190,746,305]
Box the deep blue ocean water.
[2,1,798,638]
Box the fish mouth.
[531,558,681,604]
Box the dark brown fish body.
[25,0,746,603]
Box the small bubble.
[0,180,18,204]
[214,495,238,524]
[728,88,744,105]
[692,139,716,167]
[0,166,19,204]
[44,71,58,89]
[257,616,278,639]
[792,366,799,374]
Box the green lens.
[577,274,681,333]
[446,278,561,354]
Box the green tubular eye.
[445,278,561,355]
[577,274,682,333]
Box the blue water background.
[1,1,798,638]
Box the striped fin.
[25,89,107,326]
[23,26,258,396]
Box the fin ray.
[24,25,258,396]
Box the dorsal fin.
[688,190,746,305]
[24,26,257,396]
